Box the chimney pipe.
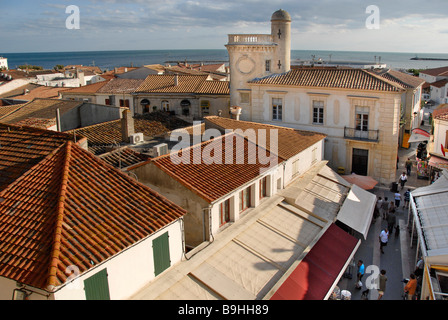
[174,74,179,86]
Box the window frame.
[272,98,283,121]
[312,100,324,124]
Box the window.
[119,99,130,108]
[239,186,251,212]
[313,100,324,124]
[162,100,170,112]
[153,232,171,276]
[259,177,267,199]
[355,106,369,131]
[181,99,191,116]
[240,92,250,104]
[219,199,230,226]
[201,100,210,115]
[265,60,271,72]
[272,98,282,121]
[292,158,300,176]
[84,269,110,300]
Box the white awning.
[337,184,376,239]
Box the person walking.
[403,189,411,209]
[379,228,389,254]
[356,260,365,289]
[394,191,401,208]
[377,269,387,300]
[399,172,408,191]
[387,210,396,238]
[381,197,389,219]
[405,158,413,176]
[404,274,418,300]
[388,200,395,215]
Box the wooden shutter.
[153,232,171,276]
[84,268,110,300]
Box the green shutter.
[84,268,110,300]
[153,232,171,276]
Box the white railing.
[228,34,273,45]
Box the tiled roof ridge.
[0,103,26,121]
[358,69,405,91]
[249,68,405,92]
[0,122,86,143]
[205,115,326,136]
[46,141,72,291]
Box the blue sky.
[1,0,448,53]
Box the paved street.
[336,144,430,300]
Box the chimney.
[174,74,179,86]
[121,109,135,143]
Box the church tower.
[226,9,291,119]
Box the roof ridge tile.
[47,141,72,291]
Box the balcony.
[344,127,379,142]
[227,34,274,45]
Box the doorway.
[352,148,369,176]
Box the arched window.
[141,99,150,113]
[162,100,170,112]
[181,99,191,116]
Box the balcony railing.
[227,34,274,45]
[344,127,379,142]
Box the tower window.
[265,60,271,72]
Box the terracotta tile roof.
[0,123,85,192]
[61,80,111,94]
[14,117,56,129]
[248,67,405,92]
[0,141,186,290]
[433,104,448,121]
[136,74,229,95]
[98,146,149,169]
[0,98,83,125]
[420,66,448,77]
[195,80,229,95]
[429,79,448,88]
[204,116,326,160]
[96,78,144,94]
[152,132,284,202]
[370,69,426,89]
[11,85,70,101]
[0,104,25,118]
[67,112,190,155]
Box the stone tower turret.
[226,10,292,118]
[270,9,291,74]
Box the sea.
[1,49,448,72]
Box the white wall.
[51,220,184,300]
[433,119,448,156]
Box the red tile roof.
[370,69,425,89]
[152,132,284,202]
[204,116,326,160]
[0,123,86,192]
[0,98,83,125]
[136,75,229,95]
[0,140,186,291]
[249,67,405,92]
[420,66,448,77]
[61,80,111,94]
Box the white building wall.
[51,220,184,300]
[433,119,448,156]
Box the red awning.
[270,224,360,300]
